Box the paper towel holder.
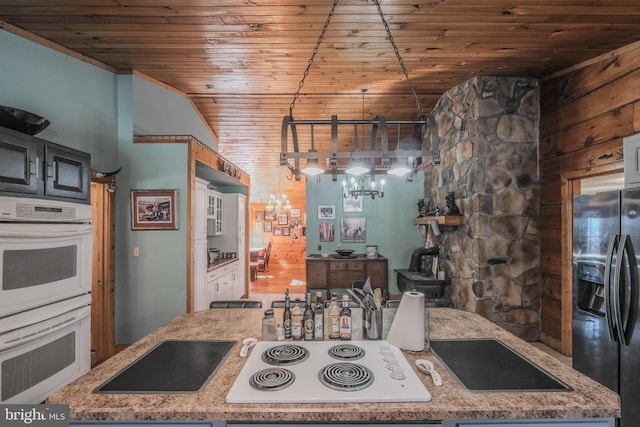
[386,290,426,351]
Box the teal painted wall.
[0,30,211,343]
[305,173,425,294]
[0,30,119,171]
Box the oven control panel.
[0,197,92,222]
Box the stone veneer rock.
[422,76,541,341]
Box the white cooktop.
[226,340,432,404]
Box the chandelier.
[280,0,438,181]
[343,174,385,200]
[266,193,291,215]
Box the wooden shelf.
[413,215,464,226]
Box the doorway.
[560,165,623,355]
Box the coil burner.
[319,362,374,392]
[328,344,365,361]
[249,368,295,391]
[261,344,309,366]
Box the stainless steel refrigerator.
[573,188,640,427]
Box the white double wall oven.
[0,196,92,403]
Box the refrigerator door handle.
[619,234,638,346]
[604,234,619,342]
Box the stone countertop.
[48,308,620,422]
[207,257,238,272]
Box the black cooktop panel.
[430,339,572,392]
[95,340,235,393]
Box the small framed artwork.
[264,222,272,232]
[319,222,335,242]
[343,191,364,213]
[292,229,300,241]
[318,205,336,220]
[290,208,301,218]
[255,222,262,232]
[302,227,307,236]
[131,189,178,230]
[273,226,282,236]
[340,216,366,243]
[289,218,302,229]
[264,210,276,221]
[255,211,264,220]
[278,213,288,225]
[282,227,291,236]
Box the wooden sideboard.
[306,254,388,291]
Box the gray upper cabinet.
[0,126,91,203]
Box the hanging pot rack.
[280,0,437,181]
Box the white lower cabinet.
[207,261,239,304]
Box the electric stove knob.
[390,367,406,380]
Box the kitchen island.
[48,308,619,425]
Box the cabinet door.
[44,143,91,201]
[215,194,224,235]
[624,133,640,188]
[193,239,209,311]
[306,260,328,287]
[218,271,234,300]
[194,179,208,240]
[0,130,39,195]
[366,258,388,289]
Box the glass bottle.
[291,302,304,340]
[303,291,314,340]
[339,294,352,340]
[314,291,325,340]
[328,296,340,340]
[283,288,292,340]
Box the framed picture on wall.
[282,227,291,236]
[318,205,336,219]
[292,229,300,241]
[278,213,288,225]
[255,222,262,232]
[264,222,272,232]
[255,211,264,220]
[290,208,301,218]
[265,210,276,221]
[273,226,282,236]
[340,216,366,243]
[319,222,335,242]
[131,189,178,230]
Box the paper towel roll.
[386,290,425,351]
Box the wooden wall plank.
[539,45,640,355]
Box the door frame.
[560,161,623,355]
[91,179,116,366]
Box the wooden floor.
[248,262,307,307]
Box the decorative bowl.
[335,249,355,257]
[0,105,50,135]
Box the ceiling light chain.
[372,0,423,117]
[289,0,340,116]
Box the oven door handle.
[0,305,90,351]
[0,224,92,238]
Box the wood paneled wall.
[539,43,640,354]
[249,179,307,281]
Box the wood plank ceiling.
[2,0,640,200]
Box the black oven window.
[1,332,75,401]
[3,246,77,290]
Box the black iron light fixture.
[280,0,436,182]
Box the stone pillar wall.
[424,76,541,341]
